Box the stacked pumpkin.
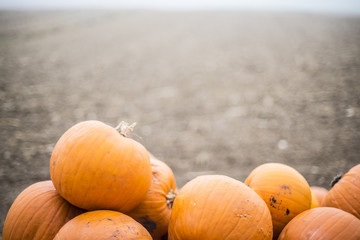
[3,120,360,239]
[3,121,177,240]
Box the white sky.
[1,0,360,15]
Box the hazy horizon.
[0,0,360,15]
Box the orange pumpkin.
[168,175,273,240]
[310,186,328,208]
[53,210,152,239]
[128,157,177,239]
[50,120,152,212]
[3,181,84,240]
[322,164,360,218]
[244,163,311,239]
[278,207,360,239]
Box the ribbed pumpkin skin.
[278,207,360,240]
[310,186,328,208]
[244,163,311,239]
[128,157,177,239]
[50,120,152,213]
[322,164,360,218]
[3,181,84,240]
[53,210,152,239]
[168,175,273,240]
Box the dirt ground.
[1,10,360,235]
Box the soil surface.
[1,10,360,236]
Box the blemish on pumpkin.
[286,209,290,215]
[111,229,120,238]
[270,196,277,204]
[280,185,292,195]
[280,185,290,190]
[138,215,157,233]
[107,218,112,221]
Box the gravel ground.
[1,10,360,236]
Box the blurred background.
[1,0,360,236]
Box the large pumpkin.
[310,186,328,208]
[3,181,84,240]
[244,163,311,239]
[322,164,360,218]
[50,120,152,212]
[278,207,360,239]
[128,157,177,239]
[168,175,273,240]
[53,210,152,239]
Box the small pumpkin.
[322,164,360,218]
[168,175,273,240]
[278,207,360,239]
[244,163,311,239]
[128,156,177,239]
[310,186,328,208]
[50,120,152,212]
[3,181,84,240]
[53,210,152,239]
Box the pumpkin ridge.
[68,129,102,207]
[335,181,360,216]
[5,188,54,239]
[303,209,334,237]
[52,124,86,196]
[88,137,118,209]
[197,179,221,237]
[249,199,272,239]
[54,122,94,194]
[214,185,239,238]
[323,209,357,236]
[224,205,243,240]
[330,214,357,237]
[35,196,67,240]
[20,193,59,239]
[54,121,105,200]
[119,142,149,212]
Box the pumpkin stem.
[330,174,343,188]
[115,121,136,137]
[166,189,176,209]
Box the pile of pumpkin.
[3,120,360,240]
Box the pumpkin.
[50,120,152,212]
[128,156,177,239]
[168,175,273,240]
[3,181,84,240]
[244,163,311,239]
[322,164,360,218]
[310,186,328,208]
[53,210,152,239]
[278,207,360,239]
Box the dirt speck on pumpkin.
[286,209,290,215]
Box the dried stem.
[331,174,343,188]
[115,121,136,137]
[166,189,176,209]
